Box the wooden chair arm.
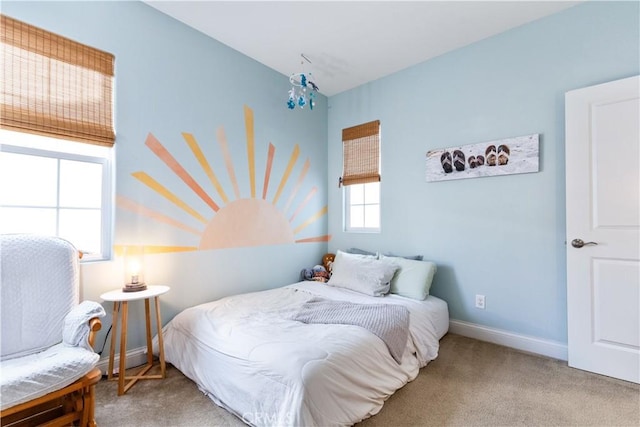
[88,317,102,349]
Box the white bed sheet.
[160,281,449,426]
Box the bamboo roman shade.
[1,14,115,146]
[340,120,381,187]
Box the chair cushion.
[1,234,79,361]
[0,343,99,411]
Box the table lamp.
[123,248,147,292]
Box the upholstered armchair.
[1,234,106,427]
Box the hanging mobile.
[287,53,319,110]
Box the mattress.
[160,281,449,426]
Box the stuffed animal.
[300,265,329,283]
[299,268,314,281]
[311,265,329,282]
[322,253,335,273]
[300,254,335,283]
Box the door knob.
[571,238,598,248]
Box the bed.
[159,251,449,426]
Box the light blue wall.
[328,1,639,343]
[3,1,328,352]
[5,1,638,352]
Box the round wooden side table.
[100,285,170,395]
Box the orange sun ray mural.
[114,245,199,256]
[293,206,328,235]
[116,105,331,254]
[272,144,300,205]
[131,171,208,224]
[182,132,229,205]
[216,126,241,200]
[262,143,275,200]
[283,158,310,213]
[116,195,203,236]
[244,105,256,199]
[290,186,317,223]
[145,133,220,212]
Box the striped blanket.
[289,298,410,363]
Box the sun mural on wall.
[115,105,330,256]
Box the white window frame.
[344,181,381,233]
[0,130,113,261]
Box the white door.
[565,75,640,383]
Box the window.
[345,182,380,231]
[0,131,113,260]
[340,120,381,232]
[0,15,115,260]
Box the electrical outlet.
[475,294,486,309]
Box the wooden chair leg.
[86,383,97,427]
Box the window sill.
[344,228,381,234]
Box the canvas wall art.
[425,134,539,182]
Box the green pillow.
[381,255,437,300]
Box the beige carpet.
[95,334,639,426]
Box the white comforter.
[161,282,448,426]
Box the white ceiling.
[143,1,582,96]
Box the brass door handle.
[571,238,598,248]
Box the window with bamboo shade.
[340,120,381,232]
[0,15,114,260]
[339,120,381,187]
[0,14,115,146]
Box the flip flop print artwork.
[440,151,453,173]
[468,156,477,168]
[452,150,465,171]
[486,145,497,166]
[468,155,485,169]
[443,147,493,172]
[498,145,510,165]
[426,134,539,182]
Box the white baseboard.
[448,319,568,361]
[96,346,149,376]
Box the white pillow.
[327,250,398,297]
[381,255,437,300]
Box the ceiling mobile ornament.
[287,54,319,110]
